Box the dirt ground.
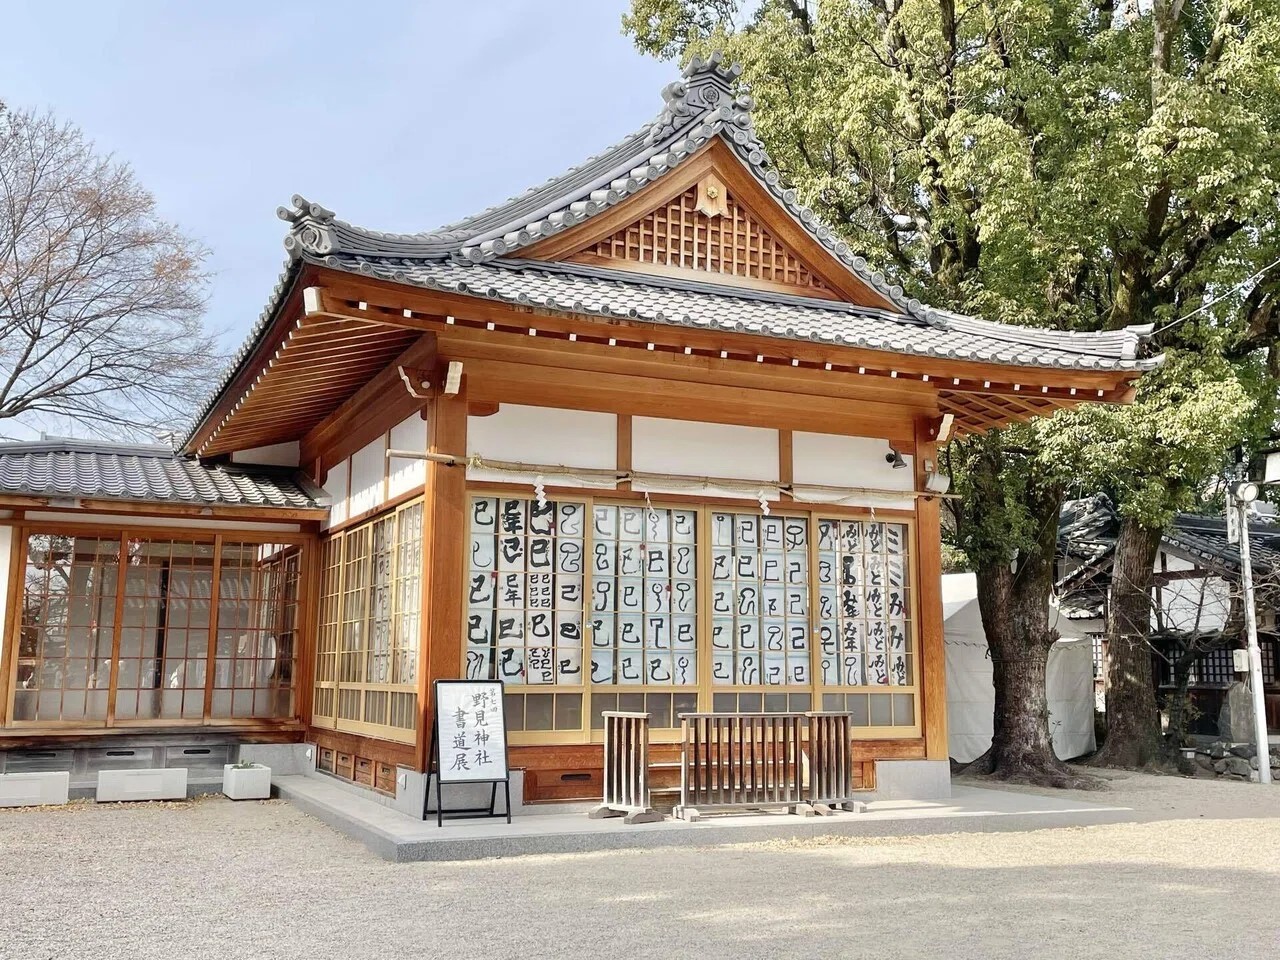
[1,769,1278,960]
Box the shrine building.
[0,56,1159,807]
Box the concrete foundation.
[274,774,1133,863]
[238,742,316,777]
[864,759,952,801]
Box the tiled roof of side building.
[0,439,327,511]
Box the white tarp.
[943,573,1097,763]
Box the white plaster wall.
[230,441,300,467]
[791,432,914,510]
[322,461,349,530]
[1160,575,1232,633]
[387,412,428,499]
[467,404,616,486]
[347,436,386,519]
[630,417,777,499]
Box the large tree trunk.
[1163,656,1195,770]
[1091,516,1164,768]
[963,472,1096,788]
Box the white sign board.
[434,681,508,783]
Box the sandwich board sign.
[425,679,511,826]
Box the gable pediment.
[570,174,836,297]
[520,139,894,308]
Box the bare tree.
[0,102,221,440]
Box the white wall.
[347,436,386,519]
[791,432,914,510]
[322,461,349,530]
[388,413,428,498]
[467,404,617,486]
[230,441,300,467]
[319,412,430,528]
[631,417,777,499]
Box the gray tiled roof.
[0,439,326,511]
[1057,495,1280,589]
[315,254,1157,372]
[186,54,1161,449]
[1163,515,1280,577]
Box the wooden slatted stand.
[588,711,662,824]
[674,712,813,822]
[805,712,865,815]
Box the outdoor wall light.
[1230,480,1260,504]
[885,446,907,469]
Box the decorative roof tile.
[0,440,326,511]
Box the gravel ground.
[2,770,1278,960]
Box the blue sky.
[1,1,673,352]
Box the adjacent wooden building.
[0,56,1160,804]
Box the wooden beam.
[616,414,633,491]
[913,416,948,761]
[460,357,918,447]
[415,377,468,772]
[300,333,438,476]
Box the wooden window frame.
[1,521,310,731]
[462,484,922,746]
[312,498,423,745]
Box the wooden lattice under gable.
[570,175,835,295]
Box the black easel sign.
[425,679,512,826]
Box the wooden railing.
[805,711,862,812]
[591,710,866,824]
[674,712,807,821]
[587,711,661,824]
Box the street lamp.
[1229,479,1272,785]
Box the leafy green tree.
[626,0,1280,779]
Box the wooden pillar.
[913,416,948,760]
[414,374,468,771]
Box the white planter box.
[0,771,70,808]
[223,764,272,800]
[97,768,187,802]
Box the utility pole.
[1230,479,1273,785]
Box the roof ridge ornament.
[278,194,338,260]
[645,51,750,146]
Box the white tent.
[943,573,1096,763]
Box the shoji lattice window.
[575,185,833,292]
[709,512,810,687]
[816,519,917,729]
[467,496,586,733]
[13,530,304,727]
[212,543,298,719]
[116,538,218,721]
[312,499,423,743]
[14,535,119,723]
[587,504,700,731]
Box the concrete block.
[863,760,952,801]
[0,771,70,807]
[223,764,272,800]
[239,743,315,777]
[96,767,187,802]
[400,767,524,819]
